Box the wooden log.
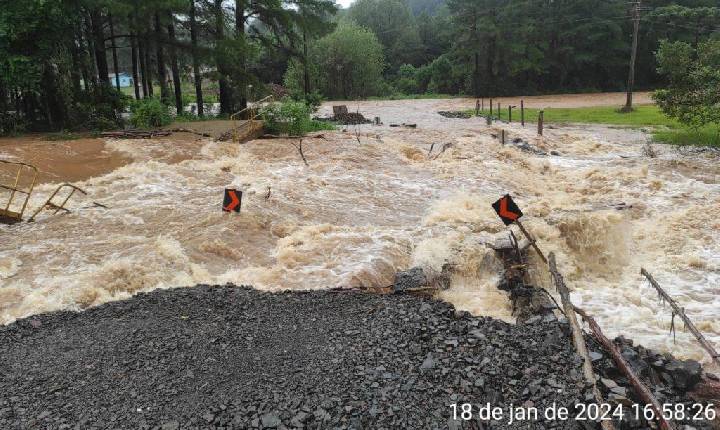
[641,269,720,368]
[690,376,720,402]
[574,304,677,430]
[516,221,547,264]
[100,130,172,139]
[167,127,212,137]
[548,253,615,430]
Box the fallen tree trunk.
[166,128,212,138]
[574,306,677,430]
[101,130,171,139]
[548,253,614,430]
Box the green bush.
[260,100,334,136]
[0,112,27,136]
[287,90,324,113]
[67,86,129,131]
[130,98,172,129]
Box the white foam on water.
[1,100,719,370]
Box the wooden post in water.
[481,98,484,111]
[521,100,525,126]
[497,102,501,121]
[500,129,505,145]
[475,99,480,116]
[508,106,513,123]
[489,98,493,116]
[538,110,544,136]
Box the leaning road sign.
[491,194,546,264]
[492,194,523,226]
[223,189,242,213]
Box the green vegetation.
[471,105,677,127]
[284,21,385,100]
[2,0,719,135]
[653,40,720,129]
[130,98,172,129]
[260,100,334,137]
[0,0,336,134]
[466,104,719,147]
[653,126,720,147]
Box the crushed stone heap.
[0,285,588,429]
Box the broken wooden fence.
[549,252,615,430]
[641,268,720,369]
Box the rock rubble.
[1,285,589,429]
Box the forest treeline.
[1,0,719,132]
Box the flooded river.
[0,96,718,369]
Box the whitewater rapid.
[1,98,718,370]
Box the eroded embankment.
[1,98,719,369]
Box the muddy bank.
[0,136,131,185]
[0,285,590,429]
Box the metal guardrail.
[0,160,38,224]
[28,183,88,222]
[230,95,274,142]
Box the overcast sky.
[336,0,353,8]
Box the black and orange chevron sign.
[492,194,523,226]
[223,189,242,213]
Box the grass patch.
[307,120,336,132]
[469,105,678,127]
[468,103,720,147]
[652,125,720,147]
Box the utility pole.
[624,0,641,112]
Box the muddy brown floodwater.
[0,94,717,371]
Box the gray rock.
[420,354,435,370]
[601,378,618,389]
[588,351,603,362]
[161,421,180,430]
[665,359,702,390]
[261,411,282,428]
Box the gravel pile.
[0,285,590,429]
[438,111,472,119]
[314,112,372,125]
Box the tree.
[189,0,204,116]
[284,21,385,100]
[653,39,720,129]
[348,0,425,70]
